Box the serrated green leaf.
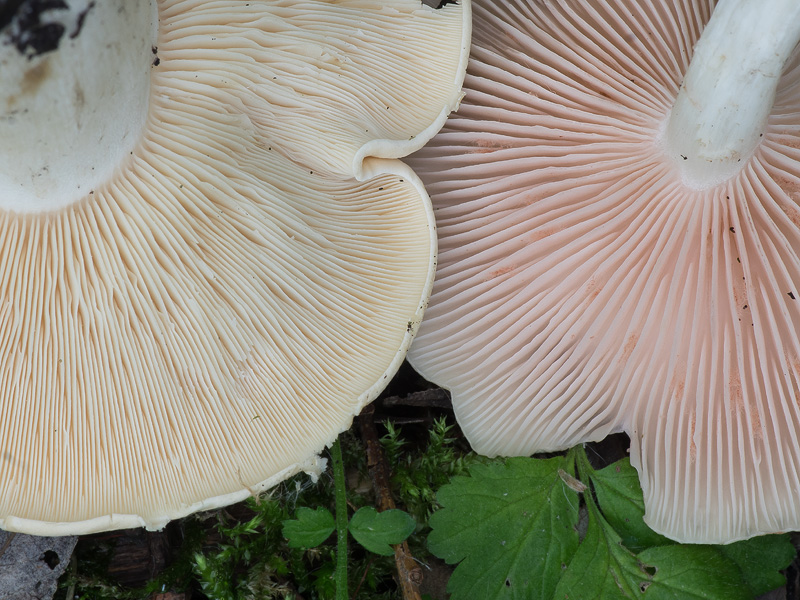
[429,456,580,600]
[553,497,649,600]
[282,506,335,549]
[589,458,671,551]
[638,545,750,600]
[348,507,415,556]
[589,456,791,597]
[717,534,795,596]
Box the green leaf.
[311,561,337,598]
[717,534,795,596]
[590,456,793,597]
[428,456,580,600]
[639,545,750,600]
[589,458,671,552]
[552,498,649,600]
[348,507,416,556]
[282,506,335,549]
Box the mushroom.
[407,0,800,543]
[0,0,470,534]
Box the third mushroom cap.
[407,0,800,543]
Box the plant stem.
[331,437,348,600]
[358,405,422,600]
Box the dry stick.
[381,388,451,410]
[358,404,423,600]
[352,556,376,599]
[0,533,15,560]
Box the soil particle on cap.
[1,0,94,58]
[69,0,92,39]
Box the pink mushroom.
[407,0,800,543]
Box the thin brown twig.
[0,532,15,561]
[352,555,375,599]
[358,404,423,600]
[381,388,451,410]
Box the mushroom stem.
[663,0,800,190]
[0,0,157,213]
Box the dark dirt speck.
[1,0,94,58]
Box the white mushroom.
[0,0,470,535]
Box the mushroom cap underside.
[0,0,470,534]
[407,0,800,543]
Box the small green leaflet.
[428,449,795,600]
[282,505,415,556]
[589,458,670,551]
[428,455,580,599]
[589,458,795,598]
[718,534,796,597]
[348,507,416,556]
[282,506,335,549]
[639,545,750,600]
[552,497,648,600]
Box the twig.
[381,388,451,410]
[358,404,423,600]
[0,532,15,560]
[352,556,375,599]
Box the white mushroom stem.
[663,0,800,190]
[0,0,157,213]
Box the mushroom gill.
[0,0,470,534]
[407,0,800,543]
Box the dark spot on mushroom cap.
[0,1,24,30]
[1,0,69,58]
[17,57,50,97]
[2,1,95,57]
[69,0,93,39]
[421,0,459,7]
